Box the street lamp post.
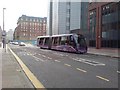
[2,8,6,51]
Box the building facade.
[88,2,120,49]
[7,29,14,41]
[14,15,47,41]
[47,1,87,35]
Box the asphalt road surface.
[9,44,119,88]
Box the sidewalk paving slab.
[88,47,119,58]
[1,46,35,89]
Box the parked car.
[19,42,25,46]
[13,42,19,45]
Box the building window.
[66,2,71,9]
[30,19,32,21]
[66,17,70,23]
[66,26,70,30]
[23,33,25,36]
[37,19,39,22]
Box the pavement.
[88,47,119,58]
[0,43,119,89]
[0,44,34,89]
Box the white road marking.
[64,64,71,67]
[55,60,61,62]
[42,55,46,58]
[117,71,120,74]
[65,55,68,56]
[72,58,105,66]
[35,59,39,61]
[96,76,109,82]
[32,56,44,62]
[38,58,44,62]
[27,53,30,55]
[47,57,52,59]
[54,53,64,56]
[30,54,33,56]
[76,68,87,73]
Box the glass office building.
[101,2,120,48]
[88,2,120,48]
[47,0,81,35]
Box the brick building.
[14,15,47,41]
[88,2,120,49]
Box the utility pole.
[2,8,6,52]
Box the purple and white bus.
[37,34,87,54]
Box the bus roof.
[37,35,50,38]
[37,33,82,38]
[52,34,75,37]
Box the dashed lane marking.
[55,60,61,62]
[64,64,71,67]
[47,57,52,59]
[8,47,45,89]
[76,68,87,73]
[96,76,109,82]
[42,55,46,58]
[27,53,30,55]
[32,56,44,62]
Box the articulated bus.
[37,34,87,54]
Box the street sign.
[2,30,6,36]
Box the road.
[9,44,119,88]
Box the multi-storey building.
[88,2,120,49]
[6,29,14,41]
[14,15,47,41]
[47,1,88,35]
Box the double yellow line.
[8,47,45,89]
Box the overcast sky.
[0,0,48,31]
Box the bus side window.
[44,38,49,46]
[69,36,76,47]
[58,37,61,45]
[70,36,74,42]
[61,36,67,45]
[40,38,44,45]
